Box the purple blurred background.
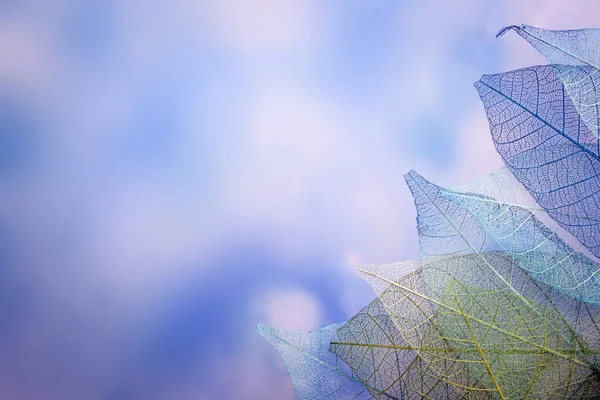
[0,1,598,399]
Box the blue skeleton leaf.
[402,170,600,364]
[474,64,600,259]
[498,25,600,137]
[439,172,600,304]
[257,323,374,400]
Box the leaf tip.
[496,24,525,38]
[356,264,375,283]
[404,169,433,196]
[256,323,268,335]
[403,169,423,190]
[403,169,417,182]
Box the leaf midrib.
[477,80,600,162]
[357,268,589,368]
[330,341,597,355]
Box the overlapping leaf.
[356,264,491,399]
[330,262,463,399]
[257,323,374,399]
[405,170,600,349]
[498,25,600,137]
[475,64,600,259]
[359,255,600,399]
[258,25,600,400]
[440,168,600,304]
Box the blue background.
[0,1,595,399]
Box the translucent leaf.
[257,323,374,400]
[356,265,491,399]
[440,168,600,304]
[403,170,600,363]
[474,65,600,259]
[450,167,584,253]
[359,257,600,399]
[329,262,462,399]
[404,169,494,262]
[498,25,600,137]
[435,278,591,399]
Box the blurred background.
[0,1,598,399]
